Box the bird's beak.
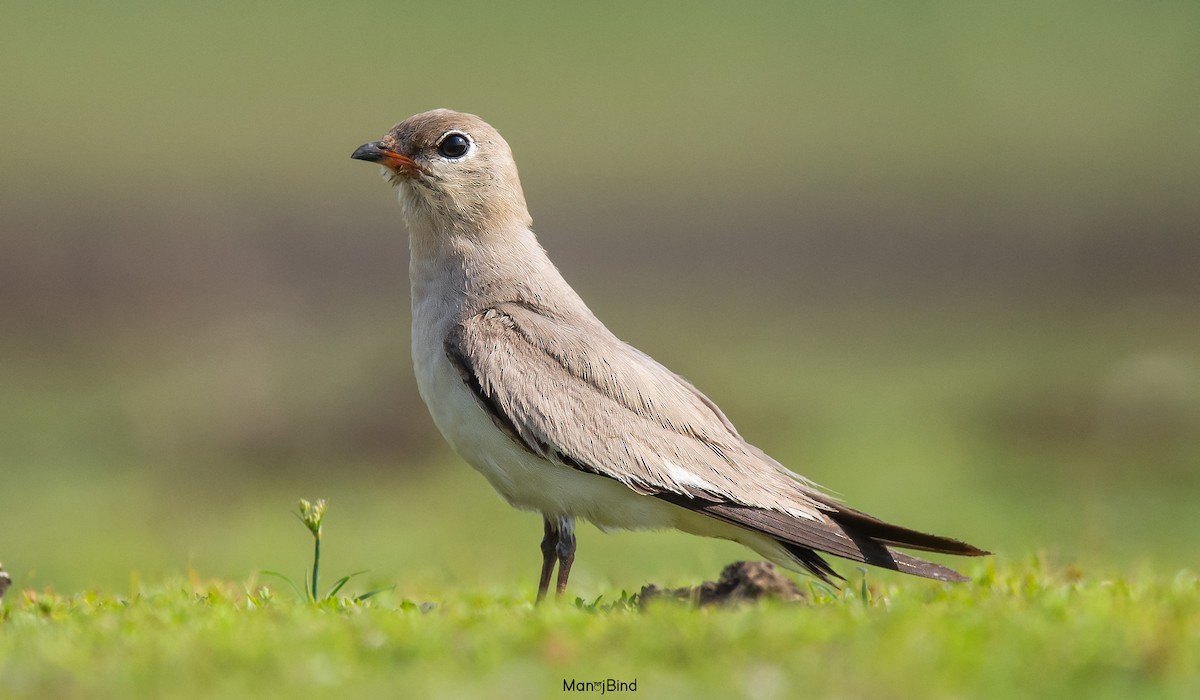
[351,141,421,176]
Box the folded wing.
[446,302,988,582]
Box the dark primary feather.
[445,302,989,582]
[654,493,988,583]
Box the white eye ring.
[436,130,473,160]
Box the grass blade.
[354,584,396,603]
[325,570,370,600]
[260,570,304,600]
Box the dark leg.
[555,516,576,598]
[536,516,560,603]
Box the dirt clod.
[639,561,804,608]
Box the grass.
[2,560,1196,700]
[3,493,1197,699]
[260,498,392,605]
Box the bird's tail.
[658,493,989,583]
[811,502,990,582]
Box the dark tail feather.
[823,502,991,557]
[787,545,846,584]
[778,541,971,583]
[823,505,990,582]
[655,493,989,583]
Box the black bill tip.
[351,141,386,162]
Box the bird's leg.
[536,515,560,603]
[555,516,576,598]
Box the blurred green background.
[2,1,1198,596]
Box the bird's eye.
[437,132,471,159]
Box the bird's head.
[352,109,532,236]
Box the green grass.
[2,561,1197,700]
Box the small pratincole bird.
[352,109,988,601]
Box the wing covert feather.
[445,303,825,511]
